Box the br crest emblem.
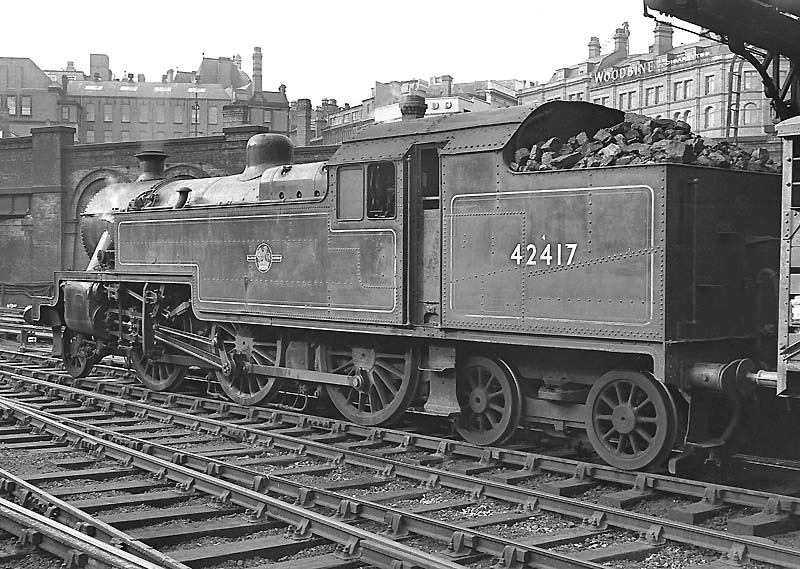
[246,242,283,273]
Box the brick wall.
[0,124,338,302]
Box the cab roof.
[327,101,623,165]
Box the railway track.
[0,351,799,568]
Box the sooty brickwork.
[0,125,337,303]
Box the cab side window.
[367,162,396,219]
[337,166,364,220]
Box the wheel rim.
[322,344,419,426]
[214,324,281,406]
[455,356,522,446]
[62,328,94,378]
[128,345,186,392]
[585,370,677,470]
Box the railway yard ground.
[0,313,799,569]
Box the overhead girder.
[645,0,800,119]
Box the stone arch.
[71,168,130,220]
[69,168,129,267]
[164,164,210,181]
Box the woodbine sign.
[593,50,711,84]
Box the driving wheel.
[214,323,282,406]
[320,343,419,426]
[455,356,522,446]
[128,344,186,391]
[585,370,678,470]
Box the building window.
[208,106,218,124]
[672,79,693,101]
[743,102,758,125]
[682,109,692,128]
[85,130,95,143]
[703,106,715,129]
[103,103,112,122]
[20,96,31,116]
[568,92,584,102]
[645,87,654,106]
[121,130,131,142]
[743,70,758,90]
[592,95,610,107]
[61,106,70,121]
[103,131,112,143]
[191,103,199,125]
[139,105,149,123]
[121,103,130,123]
[156,105,165,124]
[617,91,636,110]
[644,85,664,107]
[85,103,94,122]
[673,111,682,121]
[156,131,165,139]
[173,104,183,124]
[704,75,715,95]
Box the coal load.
[510,112,779,173]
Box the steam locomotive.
[26,100,796,471]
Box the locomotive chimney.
[253,47,263,94]
[134,150,168,182]
[588,36,601,58]
[399,94,427,121]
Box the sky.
[3,0,698,106]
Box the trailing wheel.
[455,356,523,446]
[320,343,420,426]
[128,345,187,392]
[585,370,678,470]
[62,328,97,378]
[214,323,282,406]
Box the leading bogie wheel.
[455,356,523,446]
[585,370,678,470]
[62,327,97,378]
[320,342,420,426]
[127,345,187,392]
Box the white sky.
[4,0,698,106]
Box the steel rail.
[2,371,800,568]
[0,396,535,569]
[6,355,795,517]
[20,401,611,569]
[0,494,166,569]
[0,465,191,569]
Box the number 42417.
[511,243,577,266]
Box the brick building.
[2,50,290,143]
[0,57,64,137]
[518,22,780,148]
[0,126,336,303]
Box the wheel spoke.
[634,426,654,443]
[599,394,616,410]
